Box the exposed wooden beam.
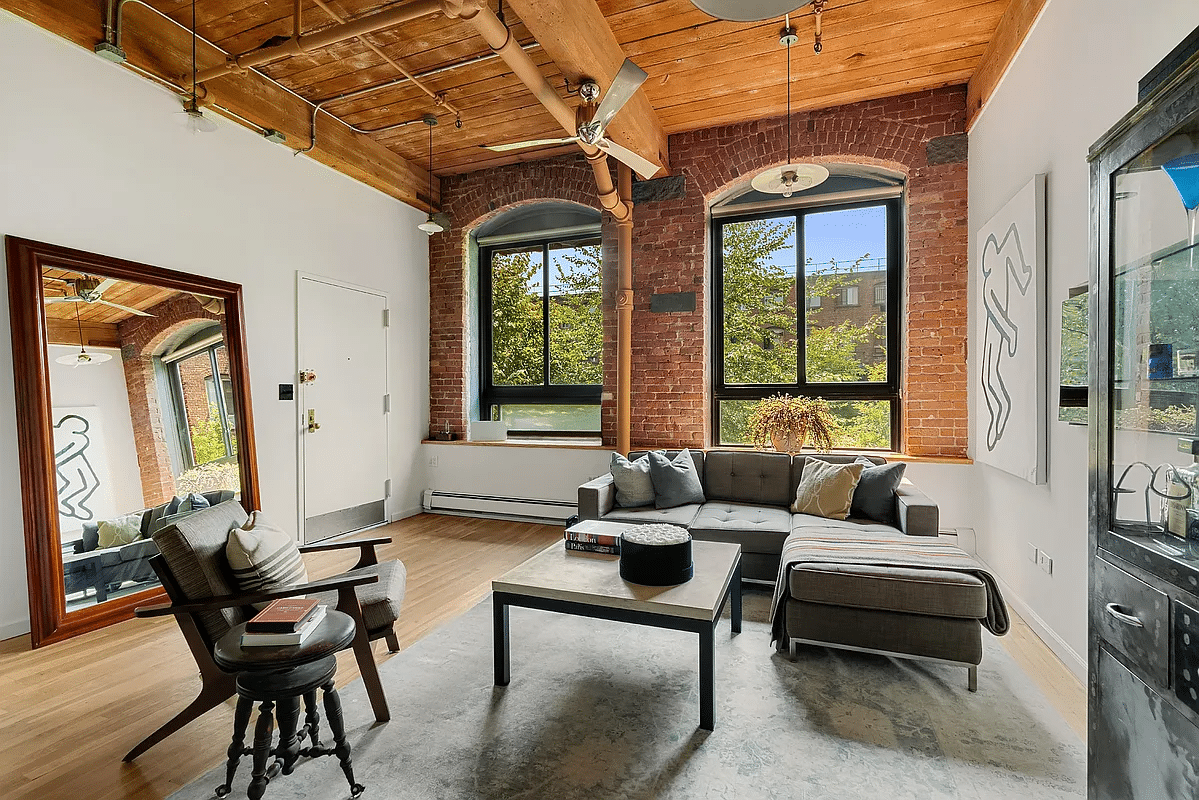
[1,0,439,211]
[965,0,1048,128]
[504,0,670,176]
[46,319,121,349]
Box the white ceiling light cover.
[750,163,830,196]
[689,0,812,23]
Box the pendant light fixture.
[55,303,113,367]
[418,114,449,235]
[180,0,217,134]
[750,14,829,198]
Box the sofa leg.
[788,639,799,662]
[968,665,978,693]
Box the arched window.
[711,165,904,450]
[477,203,603,435]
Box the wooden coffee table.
[492,538,742,730]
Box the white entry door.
[297,274,389,543]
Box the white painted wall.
[0,13,430,639]
[966,0,1199,675]
[46,344,145,530]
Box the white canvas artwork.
[975,174,1048,485]
[52,406,120,539]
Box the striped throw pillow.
[226,511,309,608]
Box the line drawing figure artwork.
[53,413,100,521]
[974,174,1047,485]
[980,223,1033,451]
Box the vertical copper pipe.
[616,163,634,454]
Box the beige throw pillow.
[96,512,145,549]
[791,460,865,520]
[226,511,309,607]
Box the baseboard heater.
[421,490,575,523]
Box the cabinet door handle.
[1105,602,1144,628]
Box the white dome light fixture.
[690,0,811,23]
[750,15,830,198]
[56,304,113,367]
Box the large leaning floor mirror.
[5,237,259,647]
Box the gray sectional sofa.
[578,449,1001,689]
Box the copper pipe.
[310,0,459,117]
[194,0,443,84]
[615,163,634,454]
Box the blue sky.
[748,205,888,274]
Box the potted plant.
[747,393,836,453]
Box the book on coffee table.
[245,597,319,633]
[241,605,327,646]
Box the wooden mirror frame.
[5,236,261,647]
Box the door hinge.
[382,308,390,328]
[384,478,392,498]
[383,394,391,413]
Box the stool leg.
[323,681,364,797]
[248,701,275,800]
[215,696,253,797]
[302,689,322,749]
[275,696,303,775]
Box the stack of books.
[564,521,621,555]
[241,598,327,647]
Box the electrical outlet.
[1027,543,1038,563]
[1037,551,1053,575]
[428,455,439,468]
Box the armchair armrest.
[578,473,616,520]
[895,479,939,537]
[299,536,391,569]
[134,573,379,618]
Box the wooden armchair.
[123,500,406,762]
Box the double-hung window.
[479,234,603,434]
[713,198,901,449]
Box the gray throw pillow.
[611,453,655,508]
[850,457,907,524]
[648,449,706,509]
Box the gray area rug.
[170,588,1084,800]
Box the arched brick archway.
[118,294,225,505]
[430,85,968,456]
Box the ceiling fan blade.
[44,296,81,304]
[480,137,579,153]
[592,59,649,132]
[95,278,119,294]
[98,299,153,317]
[596,138,661,180]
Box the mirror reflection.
[44,267,240,612]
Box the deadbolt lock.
[299,370,317,385]
[307,409,321,433]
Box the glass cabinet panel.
[1110,117,1199,535]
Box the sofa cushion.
[119,537,160,563]
[691,502,792,555]
[850,457,906,524]
[784,600,983,665]
[790,459,864,519]
[610,452,655,508]
[80,522,100,553]
[791,514,903,537]
[788,562,987,619]
[703,450,792,507]
[631,449,704,488]
[97,512,145,549]
[602,503,702,528]
[790,454,884,507]
[648,449,706,509]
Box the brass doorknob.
[307,409,321,433]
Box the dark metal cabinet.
[1088,35,1199,800]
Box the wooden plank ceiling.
[10,0,1013,193]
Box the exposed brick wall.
[430,86,969,457]
[117,294,225,505]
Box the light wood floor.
[0,514,1085,800]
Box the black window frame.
[165,341,236,469]
[712,197,903,451]
[479,232,603,436]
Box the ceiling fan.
[481,59,660,180]
[44,277,154,317]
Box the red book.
[246,597,319,633]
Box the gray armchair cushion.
[312,559,407,635]
[601,503,702,528]
[691,502,792,554]
[703,450,792,507]
[648,449,706,509]
[850,457,907,524]
[610,452,655,508]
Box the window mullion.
[542,241,551,387]
[796,211,807,388]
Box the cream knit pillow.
[791,460,865,520]
[226,511,308,608]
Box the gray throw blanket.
[769,533,1010,644]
